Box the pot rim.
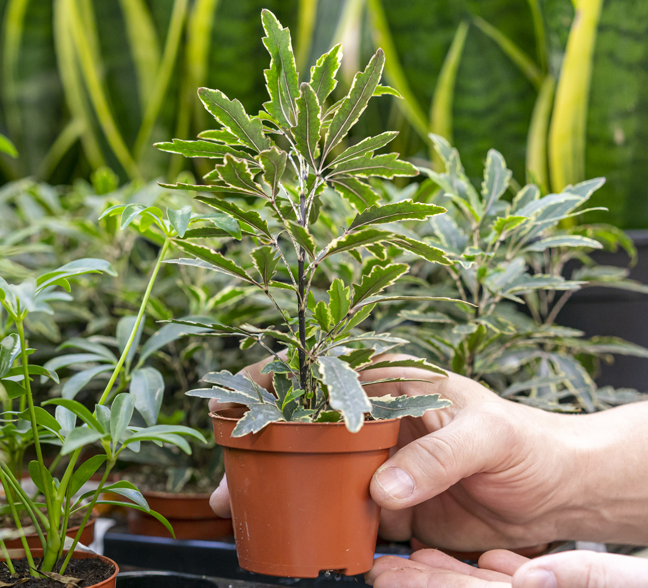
[209,410,398,427]
[2,548,119,588]
[140,489,215,501]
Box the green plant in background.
[382,135,648,412]
[161,10,454,435]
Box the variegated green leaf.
[287,221,315,259]
[329,177,381,211]
[350,200,446,231]
[329,131,399,167]
[170,241,257,284]
[313,300,332,331]
[309,43,342,105]
[359,358,446,375]
[294,82,321,169]
[155,139,251,160]
[232,403,285,436]
[482,149,512,216]
[352,263,408,307]
[195,196,272,238]
[329,153,417,179]
[523,235,603,252]
[201,369,275,403]
[389,236,452,265]
[328,278,351,324]
[251,245,280,286]
[326,228,392,258]
[213,155,266,197]
[259,147,287,199]
[370,394,451,420]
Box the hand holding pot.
[367,548,648,587]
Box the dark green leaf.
[338,348,375,369]
[313,300,332,331]
[251,246,280,286]
[352,264,408,307]
[326,229,392,258]
[211,155,266,197]
[287,222,315,259]
[68,455,107,497]
[92,502,175,537]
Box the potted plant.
[159,9,456,578]
[0,204,209,586]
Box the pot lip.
[140,489,216,501]
[2,549,119,587]
[210,410,398,427]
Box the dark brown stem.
[298,189,308,397]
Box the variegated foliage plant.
[158,10,454,435]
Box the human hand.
[367,548,648,588]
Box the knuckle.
[411,433,459,482]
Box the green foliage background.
[0,0,647,228]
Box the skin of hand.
[209,354,648,551]
[367,548,648,588]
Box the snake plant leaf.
[167,205,192,238]
[0,334,21,378]
[194,196,272,238]
[359,358,447,375]
[259,147,287,198]
[197,129,242,144]
[349,200,446,231]
[329,177,381,211]
[389,236,452,265]
[313,300,332,331]
[169,241,258,284]
[309,43,342,105]
[328,278,351,324]
[329,131,399,167]
[323,49,385,158]
[287,221,316,259]
[326,228,393,258]
[232,403,285,437]
[329,153,418,179]
[369,394,452,420]
[201,369,275,403]
[130,367,165,427]
[481,149,512,216]
[213,155,267,197]
[198,88,271,152]
[523,235,602,253]
[352,263,409,307]
[261,9,300,127]
[61,428,105,456]
[251,246,280,286]
[294,83,321,169]
[155,139,251,160]
[319,356,372,433]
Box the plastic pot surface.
[1,548,118,588]
[212,410,401,578]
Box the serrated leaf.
[329,132,398,168]
[523,236,603,252]
[319,356,371,433]
[197,128,241,144]
[482,149,512,215]
[373,85,403,98]
[370,394,451,419]
[198,88,270,152]
[326,228,392,259]
[261,9,300,126]
[201,369,275,403]
[329,153,418,179]
[294,83,321,169]
[323,49,385,158]
[349,200,446,231]
[232,403,285,436]
[259,147,287,198]
[213,155,266,197]
[187,386,260,406]
[309,43,341,104]
[261,360,293,374]
[328,278,351,324]
[315,411,342,423]
[389,236,452,265]
[170,241,257,284]
[287,221,315,259]
[251,245,280,286]
[492,215,528,236]
[352,264,408,307]
[167,205,192,238]
[313,300,332,331]
[338,348,375,369]
[329,177,380,212]
[195,196,272,238]
[155,139,251,160]
[130,367,164,426]
[359,358,446,375]
[511,184,540,213]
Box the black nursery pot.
[117,571,219,587]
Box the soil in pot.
[0,551,117,588]
[212,410,401,578]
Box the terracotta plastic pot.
[212,410,401,578]
[1,548,118,588]
[127,490,233,540]
[5,509,98,550]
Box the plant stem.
[98,238,170,406]
[0,538,15,575]
[298,249,308,393]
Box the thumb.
[513,551,648,588]
[370,403,512,508]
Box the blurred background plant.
[0,0,646,228]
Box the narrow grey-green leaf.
[349,200,446,231]
[323,49,385,158]
[329,177,380,212]
[352,264,408,307]
[130,367,164,427]
[482,149,512,216]
[370,394,451,420]
[110,393,135,444]
[167,205,192,238]
[309,43,342,104]
[319,356,371,433]
[198,88,270,152]
[61,427,104,456]
[117,315,145,365]
[294,82,321,169]
[231,403,285,437]
[62,365,114,400]
[523,236,603,252]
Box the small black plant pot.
[117,571,219,588]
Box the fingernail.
[375,468,415,500]
[517,569,557,588]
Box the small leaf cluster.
[160,10,454,434]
